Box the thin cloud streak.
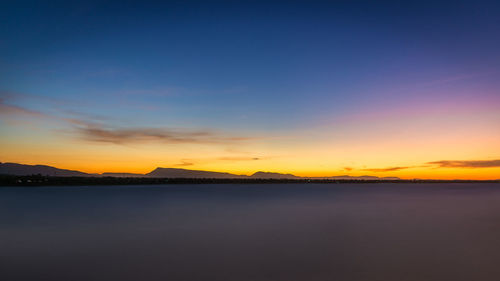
[0,99,48,119]
[362,166,410,172]
[72,122,253,145]
[420,73,488,87]
[428,160,500,168]
[218,157,260,161]
[1,98,252,145]
[174,160,194,167]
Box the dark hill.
[250,171,299,179]
[0,162,401,180]
[146,168,246,178]
[0,162,90,177]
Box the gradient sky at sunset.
[1,0,499,179]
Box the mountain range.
[0,162,400,180]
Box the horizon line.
[1,161,499,181]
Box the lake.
[1,183,500,281]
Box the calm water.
[1,183,500,281]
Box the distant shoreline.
[1,174,499,187]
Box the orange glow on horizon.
[1,95,499,180]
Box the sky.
[1,0,499,179]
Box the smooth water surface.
[1,183,500,281]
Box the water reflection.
[1,183,500,281]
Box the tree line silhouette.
[0,174,498,186]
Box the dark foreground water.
[2,183,500,281]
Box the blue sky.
[1,0,499,178]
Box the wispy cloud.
[174,160,194,167]
[69,121,252,145]
[427,160,500,168]
[1,97,252,146]
[61,109,113,123]
[0,98,48,118]
[218,157,260,161]
[420,72,491,87]
[1,90,88,107]
[362,166,410,172]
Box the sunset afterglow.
[1,1,499,179]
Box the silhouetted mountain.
[251,171,299,179]
[380,176,400,180]
[0,162,401,180]
[0,162,90,177]
[146,168,247,178]
[101,173,146,178]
